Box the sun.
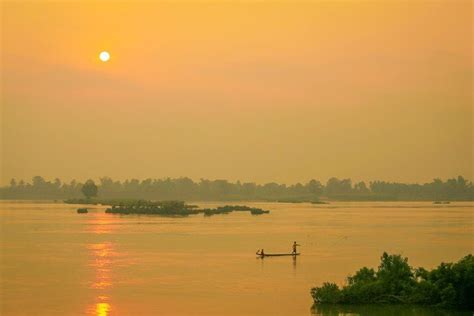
[99,51,110,62]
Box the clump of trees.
[103,200,270,216]
[81,180,98,199]
[1,176,472,201]
[311,253,474,310]
[105,200,198,216]
[199,205,270,216]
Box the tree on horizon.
[81,180,98,199]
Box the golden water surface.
[0,201,472,315]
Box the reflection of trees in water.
[310,304,467,316]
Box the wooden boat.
[257,253,300,257]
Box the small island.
[76,208,88,214]
[102,200,270,216]
[275,198,329,204]
[311,252,473,310]
[61,180,270,216]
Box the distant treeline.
[0,176,472,201]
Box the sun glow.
[96,302,111,316]
[99,51,110,62]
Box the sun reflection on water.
[96,302,111,316]
[86,213,118,315]
[88,242,115,290]
[87,211,116,235]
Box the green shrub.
[310,253,474,310]
[311,283,342,304]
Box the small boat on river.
[257,253,300,258]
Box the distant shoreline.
[1,176,472,202]
[1,199,473,204]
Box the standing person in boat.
[256,249,265,256]
[292,241,300,255]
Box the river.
[0,201,472,315]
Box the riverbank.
[311,253,474,311]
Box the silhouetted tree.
[306,179,324,196]
[325,178,353,196]
[354,181,370,194]
[81,180,98,199]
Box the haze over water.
[1,201,472,315]
[2,1,472,185]
[2,1,473,315]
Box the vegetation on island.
[65,186,270,216]
[310,200,329,204]
[105,200,198,216]
[311,253,474,310]
[1,175,473,201]
[277,198,329,204]
[76,208,88,214]
[199,205,270,216]
[104,200,270,216]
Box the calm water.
[0,201,472,316]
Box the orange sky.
[1,1,472,185]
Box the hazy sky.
[1,1,472,185]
